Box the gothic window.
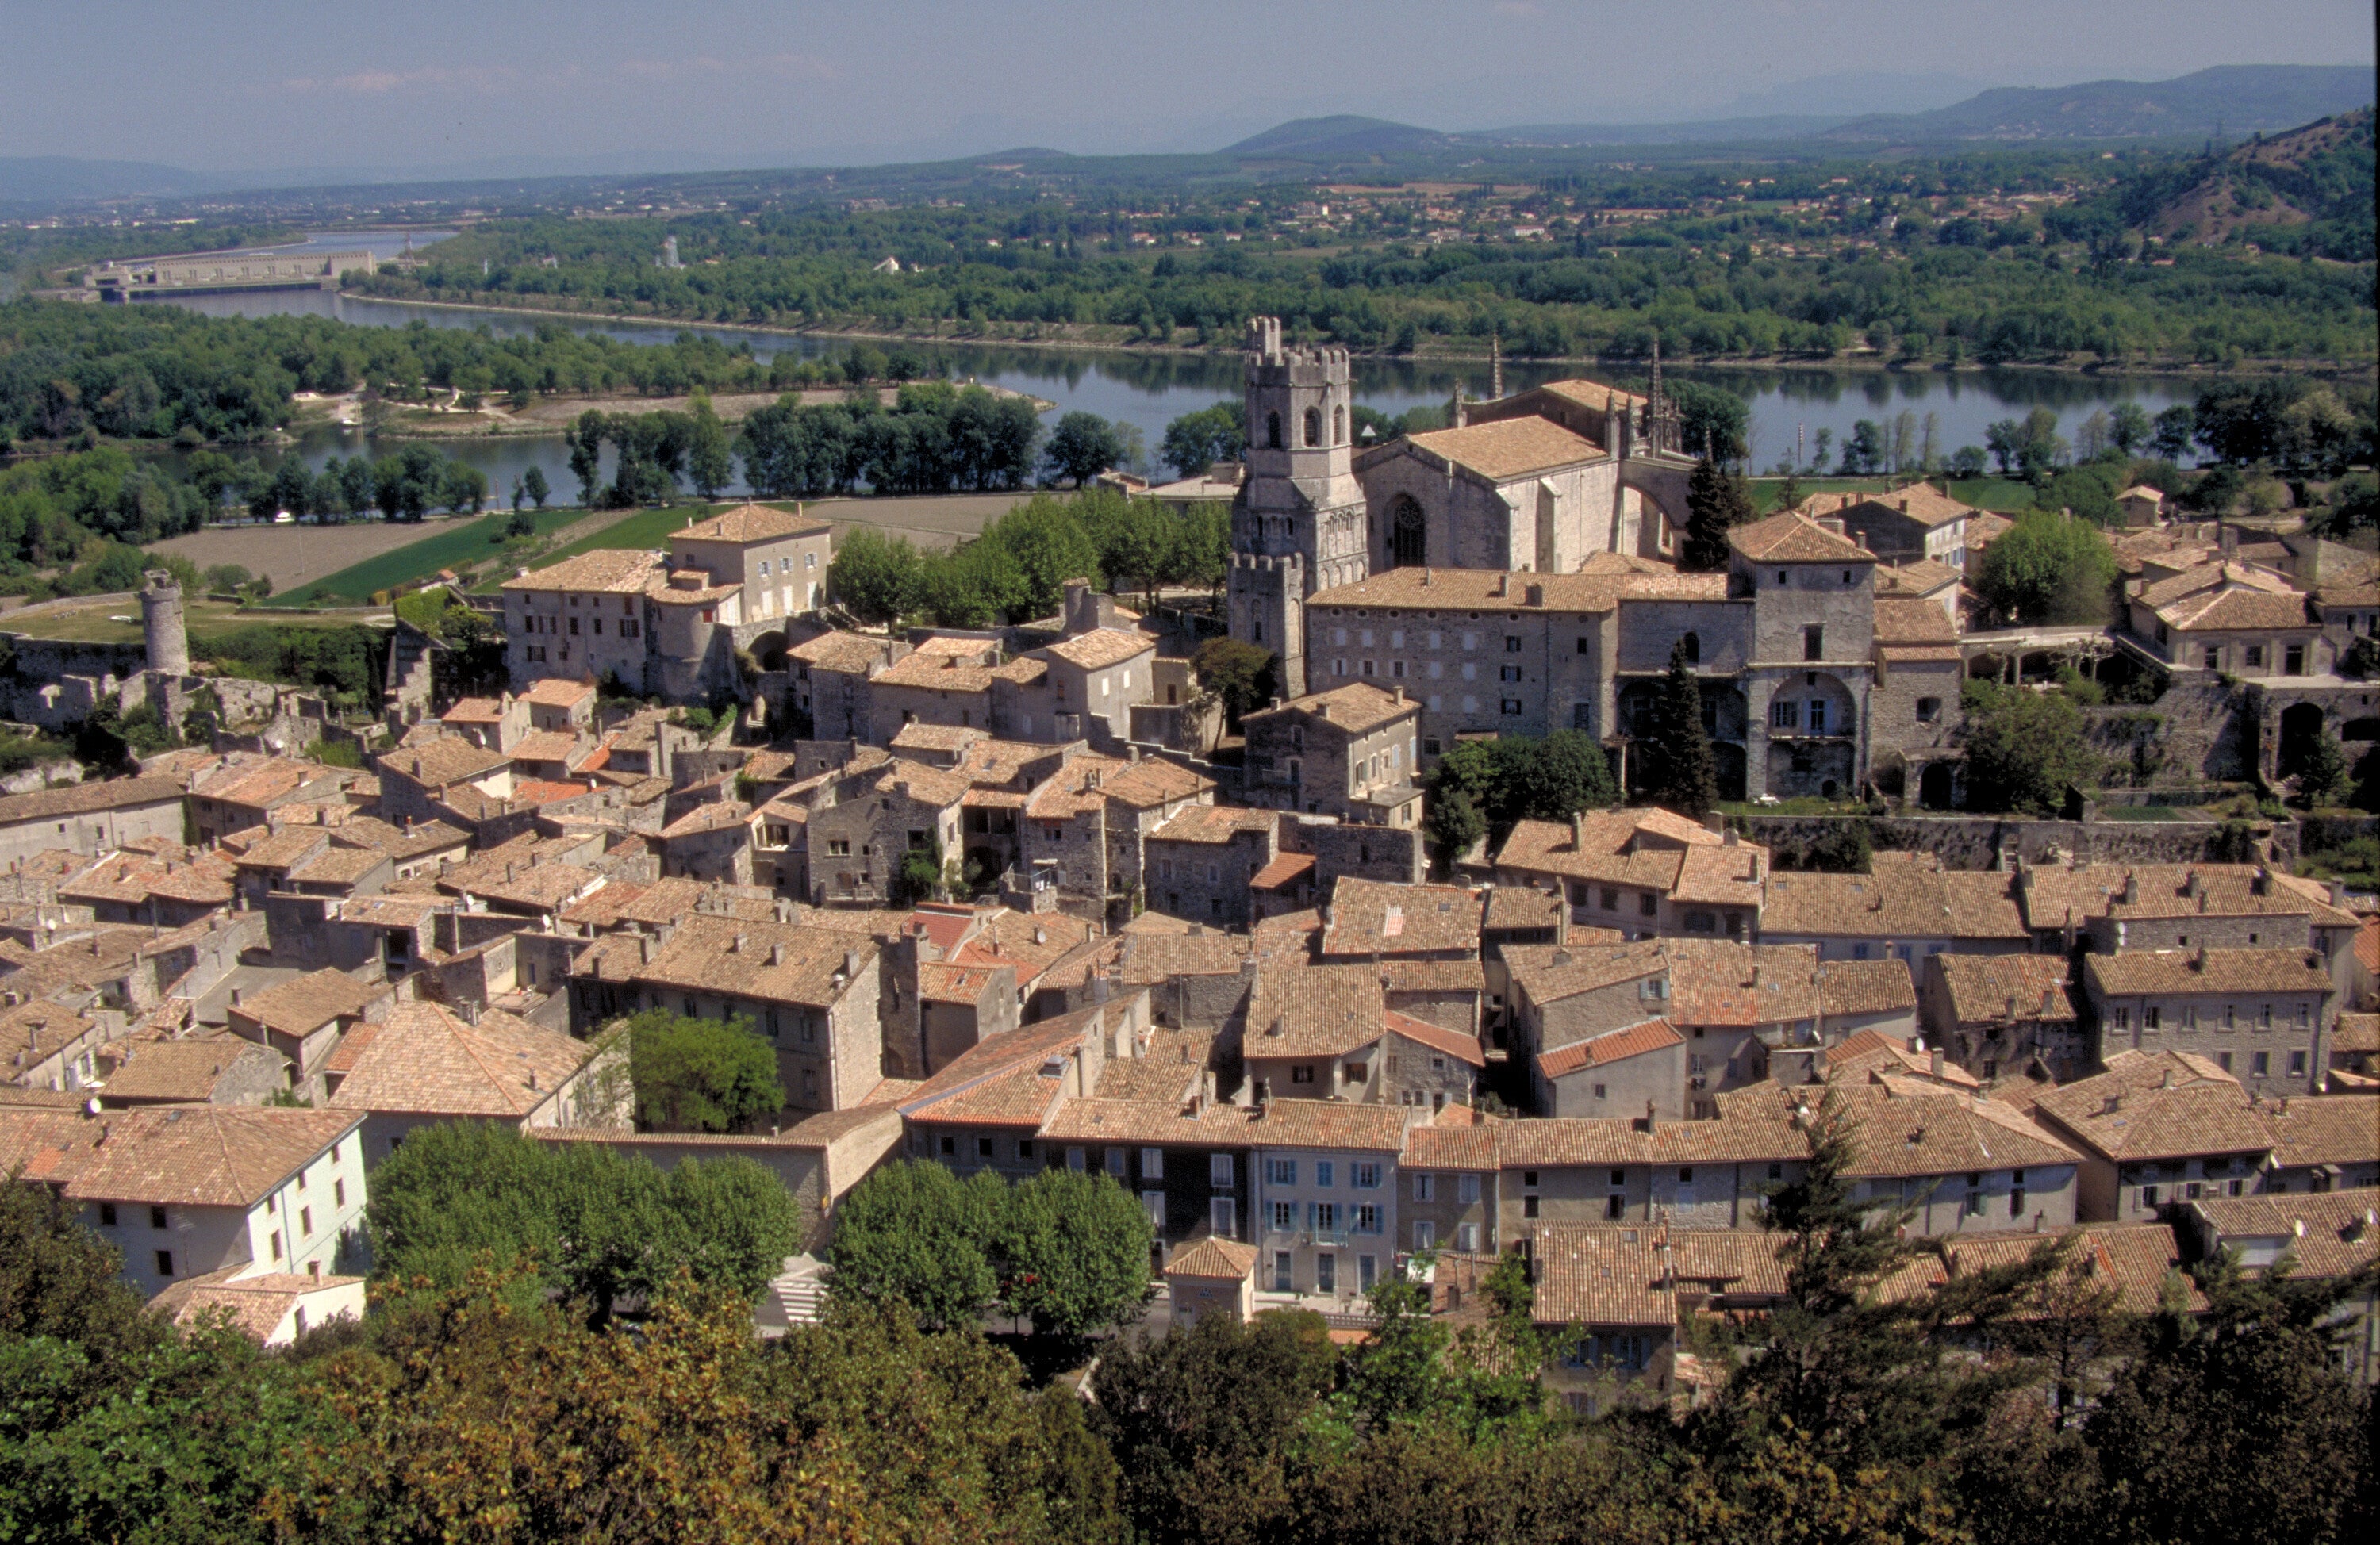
[1303,408,1322,447]
[1390,495,1426,567]
[1266,412,1282,450]
[1333,405,1346,444]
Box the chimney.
[1724,826,1738,847]
[770,943,785,967]
[1572,812,1587,851]
[1495,573,1510,598]
[1703,811,1724,837]
[2041,986,2060,1017]
[843,949,862,979]
[2122,872,2138,904]
[1392,684,1406,704]
[1525,583,1544,607]
[1929,1048,1944,1081]
[1422,567,1433,587]
[732,932,748,954]
[638,934,652,964]
[230,987,243,1007]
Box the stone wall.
[2085,682,2254,785]
[1293,816,1426,888]
[1736,811,2296,872]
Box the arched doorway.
[750,631,789,672]
[1389,494,1426,567]
[1920,761,1956,810]
[2277,702,2327,780]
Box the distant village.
[2,316,2373,1406]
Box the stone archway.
[1920,761,1956,811]
[750,630,789,672]
[2277,701,2327,780]
[1618,457,1694,561]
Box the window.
[2288,1050,2307,1075]
[1681,631,1699,663]
[1291,1065,1315,1084]
[1018,1139,1035,1160]
[1268,1158,1297,1185]
[2252,1051,2270,1076]
[1523,1194,1541,1218]
[1914,696,1941,724]
[1413,1219,1436,1251]
[1106,1148,1127,1178]
[1501,699,1523,715]
[2144,1006,2161,1030]
[1771,700,1800,729]
[98,1202,117,1227]
[1499,664,1522,681]
[2286,644,2305,676]
[977,1137,994,1160]
[1686,910,1717,934]
[1456,1222,1480,1252]
[1353,1162,1380,1189]
[1807,700,1827,734]
[149,1205,167,1230]
[1803,625,1824,661]
[1356,1203,1380,1234]
[1315,1161,1335,1187]
[2011,1186,2027,1217]
[1142,1190,1165,1228]
[1067,1146,1087,1171]
[1211,1198,1238,1237]
[1138,1147,1165,1180]
[1600,887,1619,910]
[1640,893,1658,918]
[155,1249,175,1278]
[271,1230,282,1261]
[1315,1201,1339,1233]
[1272,1200,1296,1231]
[1316,1253,1337,1294]
[1211,1153,1234,1188]
[1303,407,1321,447]
[2204,646,2221,669]
[2246,646,2263,669]
[1273,1251,1293,1291]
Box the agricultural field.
[260,506,604,608]
[148,516,469,596]
[3,596,378,646]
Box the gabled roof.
[1245,961,1384,1059]
[2082,945,2332,997]
[0,775,183,827]
[501,549,666,596]
[1538,1018,1681,1079]
[1168,1235,1259,1279]
[1794,483,1975,531]
[233,968,382,1038]
[2031,1051,2274,1162]
[1042,627,1155,672]
[1401,418,1606,481]
[789,631,894,674]
[1319,878,1482,957]
[2263,1095,2379,1171]
[149,1269,363,1341]
[676,503,828,544]
[63,1106,361,1207]
[383,738,511,790]
[2189,1187,2380,1279]
[1933,953,2079,1026]
[1244,681,1419,736]
[1382,1010,1488,1068]
[325,1002,598,1119]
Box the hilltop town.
[3,313,2374,1496]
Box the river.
[155,232,2206,500]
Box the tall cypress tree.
[1642,637,1718,817]
[1683,456,1757,571]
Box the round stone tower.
[140,571,189,677]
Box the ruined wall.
[2085,682,2255,786]
[1293,816,1426,888]
[1736,812,2297,872]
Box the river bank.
[337,286,2373,382]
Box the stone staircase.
[756,1254,827,1336]
[382,620,440,723]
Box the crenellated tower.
[1226,316,1367,700]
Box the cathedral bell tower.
[1226,316,1367,700]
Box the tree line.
[2,1100,2367,1544]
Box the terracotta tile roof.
[1403,418,1606,481]
[1532,379,1648,413]
[441,696,506,724]
[1115,931,1253,985]
[874,649,1001,693]
[1875,559,1963,596]
[793,631,897,680]
[889,723,976,753]
[97,1033,282,1102]
[58,848,236,909]
[1250,852,1317,891]
[1672,844,1765,910]
[1538,1018,1680,1079]
[234,969,382,1038]
[1383,1010,1487,1067]
[1933,953,2078,1026]
[0,776,183,827]
[1728,1082,2080,1176]
[1872,597,1959,644]
[446,860,607,914]
[521,677,597,708]
[1245,682,1420,737]
[2032,1052,2274,1161]
[2083,945,2332,998]
[659,800,753,840]
[1254,908,1323,944]
[1378,959,1488,992]
[501,549,666,596]
[286,846,390,888]
[948,911,1100,982]
[1818,959,1918,1018]
[1915,1224,2199,1316]
[624,916,875,1009]
[0,1106,106,1183]
[383,738,511,790]
[2,999,106,1077]
[2333,1011,2380,1055]
[325,1002,598,1119]
[149,1269,363,1341]
[1402,1114,1500,1169]
[900,1007,1118,1125]
[63,1106,360,1206]
[1043,627,1155,671]
[1492,1110,1808,1167]
[2189,1187,2380,1279]
[1038,1094,1227,1144]
[1483,885,1563,931]
[2263,1095,2378,1170]
[1763,858,2026,942]
[652,571,741,606]
[1530,1225,1676,1326]
[1092,1029,1212,1102]
[1099,759,1212,809]
[678,502,828,543]
[2157,583,2313,633]
[225,827,332,873]
[1826,1027,1984,1090]
[1503,940,1670,1005]
[1492,807,1729,892]
[1729,512,1874,564]
[1167,1235,1259,1279]
[192,758,324,810]
[1246,962,1384,1059]
[329,816,471,862]
[1964,511,2013,550]
[1321,879,1482,957]
[509,730,582,765]
[1149,803,1277,845]
[1666,941,1826,1026]
[1794,483,1975,531]
[1306,567,1626,615]
[1245,1096,1408,1152]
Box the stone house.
[1319,877,1483,963]
[322,999,631,1162]
[789,632,906,741]
[1247,1098,1408,1300]
[2074,866,2361,1004]
[1491,808,1765,943]
[58,844,238,927]
[1019,754,1213,928]
[440,693,532,753]
[897,995,1150,1180]
[1240,682,1423,826]
[63,1106,367,1300]
[375,738,515,830]
[2129,562,2324,678]
[2260,1095,2380,1194]
[1165,1236,1259,1326]
[1792,484,1975,571]
[1492,1111,1810,1237]
[1145,805,1280,928]
[91,1032,289,1108]
[1532,1225,1790,1415]
[802,758,969,909]
[1400,1115,1499,1254]
[2117,485,2170,527]
[1014,613,1157,746]
[0,776,186,869]
[1111,926,1260,1033]
[2182,1188,2379,1385]
[572,917,884,1114]
[2082,945,2335,1097]
[227,968,393,1103]
[520,676,598,735]
[865,636,1026,744]
[1379,1010,1487,1110]
[1869,597,1966,803]
[501,549,667,693]
[2,999,119,1095]
[189,759,352,847]
[657,799,754,885]
[1758,853,2029,965]
[148,1270,367,1348]
[1920,952,2086,1083]
[2029,1051,2277,1222]
[670,503,831,628]
[1037,1091,1259,1255]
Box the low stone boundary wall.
[1737,811,2294,871]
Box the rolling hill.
[1223,116,1455,160]
[1821,64,2374,144]
[2120,105,2377,259]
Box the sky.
[9,0,2374,177]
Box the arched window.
[1333,405,1346,444]
[1390,494,1426,568]
[1303,408,1322,447]
[1266,411,1282,449]
[1682,631,1700,664]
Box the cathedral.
[1223,316,1957,804]
[1226,315,1699,700]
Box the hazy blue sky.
[13,0,2374,174]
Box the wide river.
[159,231,2206,500]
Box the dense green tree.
[1960,679,2101,815]
[1192,637,1278,727]
[1637,638,1718,817]
[2295,727,2351,805]
[685,392,735,499]
[1972,512,2117,625]
[625,1008,784,1133]
[1159,401,1246,477]
[993,1170,1154,1342]
[1423,784,1488,869]
[827,1159,1005,1331]
[1667,379,1752,463]
[0,1180,163,1384]
[1683,456,1757,571]
[520,463,551,508]
[827,527,923,625]
[1043,412,1127,488]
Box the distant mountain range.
[5,63,2373,209]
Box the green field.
[1749,476,2042,516]
[6,596,376,645]
[263,507,593,608]
[522,503,725,571]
